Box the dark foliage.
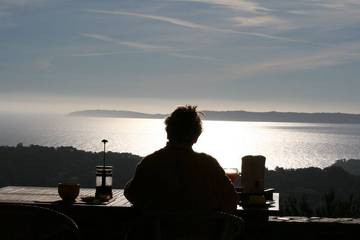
[0,144,141,188]
[266,165,360,217]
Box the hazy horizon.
[2,103,360,116]
[1,1,360,114]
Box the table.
[0,186,279,237]
[0,186,131,207]
[0,186,278,211]
[0,186,136,238]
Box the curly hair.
[165,105,203,144]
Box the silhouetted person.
[124,105,237,213]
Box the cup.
[224,168,239,183]
[241,155,266,194]
[58,183,80,202]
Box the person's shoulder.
[196,151,215,160]
[194,151,216,161]
[145,148,165,158]
[139,147,167,165]
[194,151,221,166]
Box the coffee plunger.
[95,139,113,200]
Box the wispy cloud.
[284,1,360,39]
[85,9,209,31]
[68,51,136,57]
[85,9,303,42]
[181,0,293,31]
[231,15,293,30]
[81,33,171,51]
[311,0,360,9]
[80,33,221,62]
[175,42,360,82]
[224,42,360,77]
[287,10,309,16]
[167,53,222,62]
[181,0,270,13]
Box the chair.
[0,204,80,240]
[123,211,244,240]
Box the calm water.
[1,114,360,169]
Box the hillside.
[0,144,141,188]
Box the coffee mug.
[58,183,80,202]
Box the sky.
[1,0,360,114]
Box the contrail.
[81,33,222,62]
[85,9,304,42]
[69,51,136,57]
[167,53,222,62]
[81,33,171,51]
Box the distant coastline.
[68,109,360,124]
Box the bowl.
[58,183,80,202]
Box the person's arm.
[209,157,238,213]
[124,158,151,207]
[218,166,238,212]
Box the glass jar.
[95,165,113,200]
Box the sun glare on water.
[195,120,269,169]
[2,115,360,170]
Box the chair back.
[0,204,80,240]
[123,211,244,240]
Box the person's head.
[165,105,203,145]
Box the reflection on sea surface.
[1,114,360,170]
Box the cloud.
[223,42,360,77]
[173,42,360,83]
[287,10,309,15]
[85,9,210,31]
[186,0,358,13]
[81,33,171,51]
[287,1,360,38]
[231,15,293,30]
[69,51,136,57]
[181,0,270,13]
[80,33,221,62]
[311,0,360,9]
[85,9,302,42]
[167,53,222,62]
[70,50,221,62]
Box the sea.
[1,113,360,170]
